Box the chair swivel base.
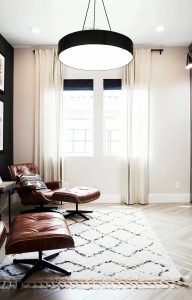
[21,205,58,215]
[65,203,93,220]
[13,251,71,289]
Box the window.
[63,80,93,155]
[63,78,122,156]
[103,79,122,156]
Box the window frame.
[63,80,94,156]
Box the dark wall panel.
[190,69,192,203]
[0,34,13,180]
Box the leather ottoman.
[5,212,74,288]
[51,186,101,220]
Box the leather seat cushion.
[0,221,7,248]
[5,212,74,254]
[9,163,39,181]
[50,186,101,204]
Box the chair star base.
[65,203,93,220]
[21,205,58,215]
[14,251,71,289]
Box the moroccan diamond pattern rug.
[0,208,185,289]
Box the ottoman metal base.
[65,203,93,220]
[14,250,71,289]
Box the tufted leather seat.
[51,186,100,220]
[9,163,39,179]
[51,186,100,204]
[5,212,74,288]
[6,212,74,254]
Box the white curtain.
[34,49,64,181]
[121,48,151,204]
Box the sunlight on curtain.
[34,49,64,181]
[121,49,151,204]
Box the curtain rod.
[151,49,163,55]
[33,49,164,54]
[32,49,56,53]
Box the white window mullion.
[94,78,103,157]
[103,88,122,156]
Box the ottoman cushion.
[5,212,74,254]
[51,186,101,204]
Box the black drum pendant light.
[58,0,133,70]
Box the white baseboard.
[95,194,121,203]
[148,193,190,203]
[7,193,190,208]
[95,193,190,204]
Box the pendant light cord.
[82,0,91,30]
[82,0,111,31]
[93,0,96,29]
[101,0,111,31]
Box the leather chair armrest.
[45,180,62,190]
[16,183,52,205]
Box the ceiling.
[0,0,192,48]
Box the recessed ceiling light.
[155,25,165,32]
[31,27,40,33]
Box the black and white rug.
[0,208,184,289]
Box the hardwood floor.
[0,202,192,300]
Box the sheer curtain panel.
[34,49,64,181]
[121,49,151,204]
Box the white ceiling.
[0,0,192,48]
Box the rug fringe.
[0,279,187,289]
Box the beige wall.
[14,49,35,163]
[149,47,190,202]
[13,47,190,202]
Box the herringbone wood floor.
[0,202,192,300]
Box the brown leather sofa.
[8,163,101,220]
[1,212,74,288]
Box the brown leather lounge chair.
[8,163,101,220]
[0,212,74,288]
